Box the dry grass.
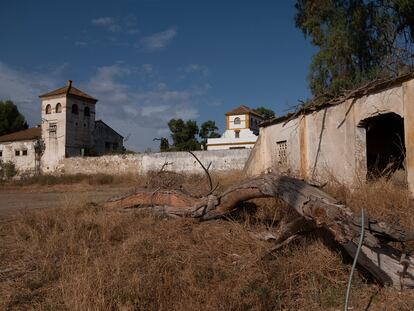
[326,174,414,229]
[5,173,140,187]
[1,172,414,310]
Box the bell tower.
[39,80,97,171]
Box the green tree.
[0,100,28,136]
[154,137,170,152]
[252,107,275,120]
[199,120,221,148]
[167,119,201,151]
[295,0,414,98]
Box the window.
[45,104,52,114]
[234,117,241,125]
[56,103,62,113]
[0,151,2,157]
[72,104,78,115]
[277,140,288,165]
[49,123,57,138]
[49,123,57,132]
[84,106,90,117]
[235,130,240,138]
[22,150,28,156]
[15,150,20,156]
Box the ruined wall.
[56,149,251,175]
[245,82,408,188]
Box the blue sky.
[0,0,316,151]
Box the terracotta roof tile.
[39,81,97,102]
[0,127,41,143]
[225,105,263,118]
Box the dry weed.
[1,172,414,310]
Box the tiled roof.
[0,127,41,143]
[39,80,97,102]
[225,105,263,118]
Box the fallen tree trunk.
[104,173,414,288]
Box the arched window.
[55,103,62,113]
[45,104,51,114]
[71,104,78,115]
[234,117,241,125]
[84,106,90,117]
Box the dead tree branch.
[104,173,414,289]
[188,150,213,193]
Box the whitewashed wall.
[56,149,251,175]
[245,82,410,188]
[0,140,37,173]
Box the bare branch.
[188,150,213,192]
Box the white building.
[0,80,123,174]
[207,105,264,150]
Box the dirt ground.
[0,184,133,219]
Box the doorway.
[361,113,405,178]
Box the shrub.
[0,160,17,179]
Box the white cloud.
[91,15,140,35]
[141,64,153,75]
[127,28,140,35]
[0,61,63,127]
[139,27,177,51]
[184,64,209,77]
[91,17,115,26]
[75,41,87,47]
[91,17,121,33]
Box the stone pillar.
[299,116,308,180]
[403,79,414,194]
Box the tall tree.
[295,0,414,98]
[0,100,28,136]
[252,107,275,120]
[168,119,201,151]
[199,120,221,149]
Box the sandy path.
[0,184,133,219]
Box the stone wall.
[57,149,251,175]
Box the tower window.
[235,130,240,138]
[56,103,62,113]
[49,123,57,138]
[45,104,52,114]
[72,104,78,115]
[0,151,2,157]
[15,150,20,156]
[84,106,90,117]
[22,150,28,156]
[234,117,241,125]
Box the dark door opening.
[362,113,405,178]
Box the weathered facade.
[57,149,251,175]
[245,73,414,193]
